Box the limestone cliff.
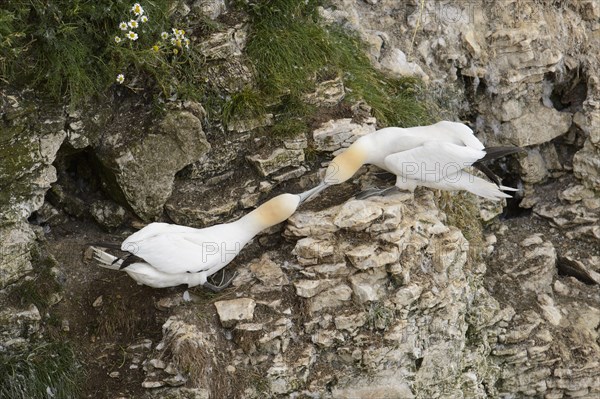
[1,1,599,398]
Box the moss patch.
[435,191,485,263]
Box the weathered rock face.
[0,95,65,225]
[142,183,600,398]
[193,0,226,20]
[500,103,572,147]
[0,304,42,350]
[246,148,304,177]
[0,223,37,288]
[2,1,600,397]
[96,110,210,221]
[486,221,600,398]
[0,93,66,287]
[323,0,600,194]
[142,192,481,397]
[312,117,377,152]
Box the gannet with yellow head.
[322,121,520,200]
[91,184,325,291]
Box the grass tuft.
[234,0,430,133]
[270,94,314,137]
[246,0,330,97]
[366,302,395,330]
[0,0,203,104]
[0,342,82,399]
[222,87,267,126]
[331,28,430,127]
[435,191,485,262]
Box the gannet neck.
[324,141,370,185]
[238,193,300,236]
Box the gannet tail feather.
[91,246,123,270]
[87,242,124,251]
[461,173,512,200]
[499,185,518,192]
[473,147,523,189]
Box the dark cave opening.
[544,68,588,113]
[32,144,123,227]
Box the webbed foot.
[202,272,237,292]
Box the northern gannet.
[91,185,325,291]
[322,121,521,200]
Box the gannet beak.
[297,181,329,204]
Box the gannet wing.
[383,141,485,184]
[432,121,484,150]
[128,232,228,275]
[122,222,200,251]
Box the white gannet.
[321,121,521,200]
[90,184,325,291]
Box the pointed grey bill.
[297,181,329,204]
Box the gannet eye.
[124,242,140,254]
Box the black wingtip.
[119,254,145,270]
[472,161,501,186]
[481,146,526,162]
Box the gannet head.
[324,141,369,185]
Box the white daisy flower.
[132,3,144,16]
[119,22,128,31]
[116,74,125,84]
[128,19,139,29]
[115,36,122,43]
[161,31,169,40]
[127,31,139,41]
[184,38,190,48]
[170,37,177,46]
[172,28,185,39]
[140,15,148,23]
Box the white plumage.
[91,185,325,290]
[323,121,518,200]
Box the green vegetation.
[245,0,330,96]
[233,0,430,135]
[328,29,429,127]
[435,191,485,262]
[222,88,267,126]
[366,302,395,330]
[0,0,202,104]
[1,0,430,129]
[2,248,83,399]
[0,342,81,399]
